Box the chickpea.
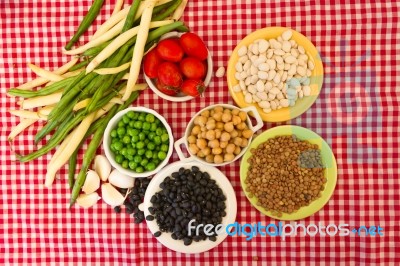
[220,131,231,142]
[232,115,241,125]
[221,112,232,123]
[226,143,236,154]
[220,141,228,149]
[201,131,207,139]
[239,111,247,121]
[224,122,234,133]
[212,147,222,155]
[201,110,210,118]
[212,112,223,122]
[197,150,206,158]
[232,109,240,115]
[191,125,201,135]
[196,138,207,150]
[205,154,214,163]
[236,122,247,130]
[224,153,235,162]
[233,137,243,146]
[203,147,211,156]
[231,129,239,138]
[189,144,199,155]
[214,129,222,139]
[206,121,216,130]
[216,122,224,129]
[197,115,207,127]
[208,139,220,148]
[214,106,224,113]
[223,108,231,114]
[242,129,253,139]
[187,135,196,144]
[214,154,223,164]
[234,146,241,155]
[240,138,249,148]
[205,130,216,140]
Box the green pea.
[127,111,135,119]
[122,115,130,124]
[148,132,155,140]
[115,154,124,164]
[137,149,145,156]
[121,147,128,156]
[122,160,129,169]
[138,132,146,141]
[117,121,125,127]
[156,128,163,136]
[146,162,156,171]
[138,113,146,121]
[117,127,126,136]
[147,142,155,150]
[161,144,169,152]
[136,141,145,149]
[140,158,149,167]
[126,155,134,161]
[146,113,155,123]
[134,155,142,163]
[155,118,161,125]
[142,122,151,131]
[131,135,140,143]
[154,136,161,145]
[150,123,157,132]
[145,150,153,159]
[131,142,136,149]
[161,133,169,143]
[110,145,117,152]
[134,121,142,129]
[113,141,123,151]
[127,148,136,156]
[135,166,144,173]
[110,129,117,138]
[122,135,131,144]
[152,158,160,165]
[158,151,167,160]
[129,161,137,170]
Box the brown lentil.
[245,134,326,217]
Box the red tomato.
[179,57,207,79]
[143,49,163,78]
[180,79,206,97]
[179,32,208,61]
[156,38,184,62]
[155,79,179,96]
[157,62,183,88]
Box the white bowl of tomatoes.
[143,31,213,102]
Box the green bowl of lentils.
[103,107,174,178]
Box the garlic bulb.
[101,183,126,207]
[76,192,100,208]
[82,170,100,194]
[108,169,135,189]
[94,155,111,182]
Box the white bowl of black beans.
[140,161,237,253]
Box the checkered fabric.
[1,0,399,265]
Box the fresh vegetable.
[65,0,105,50]
[179,56,206,79]
[156,38,184,62]
[179,32,208,60]
[156,79,179,96]
[144,48,164,78]
[180,79,205,97]
[157,62,183,88]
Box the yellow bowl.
[227,27,324,122]
[240,125,337,220]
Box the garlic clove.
[82,170,100,194]
[101,183,126,207]
[108,169,135,189]
[94,155,111,182]
[76,192,100,208]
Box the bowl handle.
[174,137,193,162]
[242,105,264,132]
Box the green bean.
[65,0,105,50]
[68,60,90,72]
[68,148,78,189]
[152,0,182,21]
[70,91,139,207]
[82,40,112,57]
[176,25,190,32]
[121,0,142,33]
[7,77,74,98]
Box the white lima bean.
[233,29,315,112]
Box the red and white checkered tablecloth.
[1,0,399,265]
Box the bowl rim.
[103,106,174,178]
[239,125,338,220]
[144,31,213,102]
[174,103,263,166]
[227,26,324,122]
[142,160,237,253]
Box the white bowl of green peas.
[103,107,174,178]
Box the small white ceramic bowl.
[144,31,213,102]
[174,104,264,166]
[140,160,237,254]
[103,107,174,178]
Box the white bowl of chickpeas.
[174,104,264,166]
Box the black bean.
[209,236,217,242]
[148,207,155,215]
[179,167,185,175]
[183,237,192,246]
[171,233,178,240]
[114,206,121,213]
[146,215,155,221]
[154,231,162,237]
